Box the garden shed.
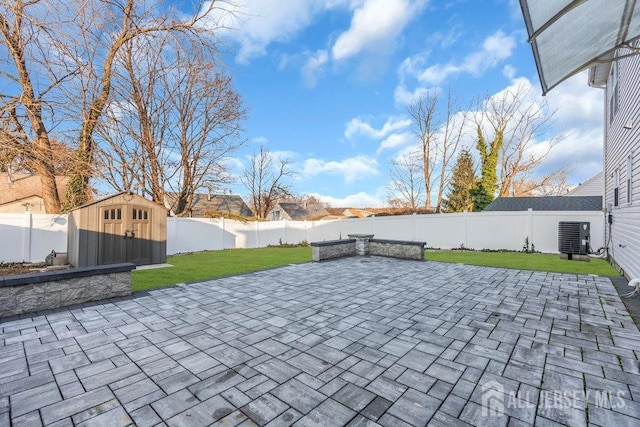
[67,191,167,267]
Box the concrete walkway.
[2,257,640,426]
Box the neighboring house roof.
[483,196,603,212]
[325,207,345,216]
[0,173,69,207]
[341,208,374,218]
[270,202,330,220]
[165,193,253,217]
[565,172,603,197]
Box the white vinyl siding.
[627,154,633,204]
[608,61,619,123]
[603,47,640,279]
[613,168,619,207]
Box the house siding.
[603,48,640,280]
[565,172,603,197]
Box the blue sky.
[207,0,604,207]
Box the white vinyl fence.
[0,213,69,263]
[0,210,605,263]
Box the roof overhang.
[519,0,640,94]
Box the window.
[614,168,619,207]
[627,154,633,204]
[608,61,619,123]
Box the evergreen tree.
[476,125,502,197]
[443,149,476,212]
[470,183,494,211]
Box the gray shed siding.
[67,193,166,268]
[603,47,640,280]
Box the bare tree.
[0,0,69,212]
[511,169,570,196]
[386,149,425,210]
[242,146,294,219]
[475,84,563,198]
[1,0,238,211]
[407,93,439,210]
[64,0,237,209]
[434,88,467,212]
[97,34,245,216]
[407,87,467,212]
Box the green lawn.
[132,246,618,292]
[424,250,618,276]
[132,247,311,292]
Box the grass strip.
[132,247,311,292]
[424,250,618,276]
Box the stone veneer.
[311,239,356,262]
[369,239,425,260]
[348,234,375,256]
[0,263,135,318]
[311,235,425,262]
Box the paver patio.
[2,257,640,426]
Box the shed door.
[100,206,126,264]
[128,206,151,265]
[99,204,152,265]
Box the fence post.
[255,220,260,248]
[220,217,226,249]
[283,219,288,244]
[464,211,469,249]
[527,208,534,247]
[412,213,416,242]
[22,212,32,262]
[172,217,180,255]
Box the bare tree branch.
[242,146,294,219]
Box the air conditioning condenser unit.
[558,221,590,257]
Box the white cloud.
[418,31,516,85]
[394,30,517,105]
[474,73,604,184]
[542,72,604,183]
[301,49,329,87]
[345,116,412,140]
[393,84,439,106]
[225,156,246,172]
[331,0,427,61]
[302,155,379,183]
[503,65,517,79]
[202,0,329,63]
[312,191,385,207]
[251,136,269,144]
[378,132,414,153]
[546,71,603,129]
[270,150,299,163]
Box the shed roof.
[70,191,164,211]
[483,196,602,212]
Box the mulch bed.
[0,262,49,276]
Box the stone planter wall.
[0,263,135,318]
[369,239,425,260]
[311,236,425,262]
[311,239,356,261]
